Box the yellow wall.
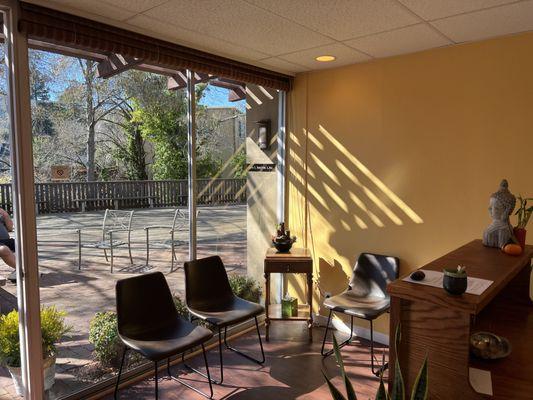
[287,32,533,336]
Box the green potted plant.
[514,195,533,249]
[0,306,71,395]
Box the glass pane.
[195,81,281,303]
[27,48,192,398]
[0,12,29,398]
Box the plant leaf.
[323,371,348,400]
[332,335,358,400]
[391,325,405,400]
[410,356,428,400]
[375,375,390,400]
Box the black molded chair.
[115,272,214,399]
[321,253,399,376]
[184,256,265,384]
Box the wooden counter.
[388,240,533,399]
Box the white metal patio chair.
[144,209,192,272]
[77,209,134,273]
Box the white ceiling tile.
[100,0,169,14]
[345,24,452,58]
[32,0,137,21]
[144,0,334,56]
[431,1,533,43]
[398,0,516,21]
[257,57,308,74]
[280,43,371,70]
[126,14,269,62]
[245,0,420,41]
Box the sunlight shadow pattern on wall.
[318,124,424,225]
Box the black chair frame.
[114,344,213,400]
[183,315,265,385]
[320,309,386,377]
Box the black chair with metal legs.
[184,256,265,385]
[320,253,399,377]
[114,272,214,399]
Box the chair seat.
[189,297,264,328]
[149,239,185,249]
[119,318,213,362]
[324,290,390,319]
[82,240,126,249]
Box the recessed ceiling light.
[315,55,336,62]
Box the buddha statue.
[482,179,516,249]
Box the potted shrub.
[514,195,533,249]
[0,306,71,395]
[228,274,262,303]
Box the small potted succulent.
[272,222,296,253]
[0,306,71,395]
[514,195,533,249]
[443,265,467,295]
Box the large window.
[0,35,285,398]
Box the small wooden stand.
[264,247,313,342]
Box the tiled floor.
[104,323,386,400]
[0,205,246,399]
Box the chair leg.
[77,230,82,271]
[110,245,114,274]
[154,361,158,400]
[370,319,387,377]
[223,317,265,365]
[128,237,133,265]
[114,347,128,400]
[321,310,354,357]
[182,327,223,385]
[170,232,175,273]
[103,248,109,262]
[109,231,114,274]
[168,345,213,398]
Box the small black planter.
[272,240,294,253]
[443,269,467,295]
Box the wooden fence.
[0,179,246,214]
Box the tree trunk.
[84,60,96,181]
[132,125,148,180]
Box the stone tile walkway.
[0,205,246,399]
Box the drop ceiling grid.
[25,0,533,75]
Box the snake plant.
[323,325,428,400]
[515,195,533,229]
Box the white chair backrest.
[171,209,200,231]
[102,209,134,236]
[171,209,187,231]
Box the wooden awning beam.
[96,54,143,79]
[167,73,247,102]
[167,71,211,90]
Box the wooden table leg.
[307,272,313,342]
[265,271,270,341]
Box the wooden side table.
[264,247,313,342]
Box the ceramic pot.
[513,227,527,249]
[8,356,56,396]
[529,264,533,301]
[272,239,294,253]
[443,269,467,295]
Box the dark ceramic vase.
[273,240,293,253]
[443,269,467,295]
[513,227,527,249]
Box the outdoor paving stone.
[0,205,246,399]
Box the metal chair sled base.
[184,316,265,385]
[320,309,388,377]
[114,344,213,400]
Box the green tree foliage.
[29,50,56,137]
[130,80,220,180]
[231,148,247,178]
